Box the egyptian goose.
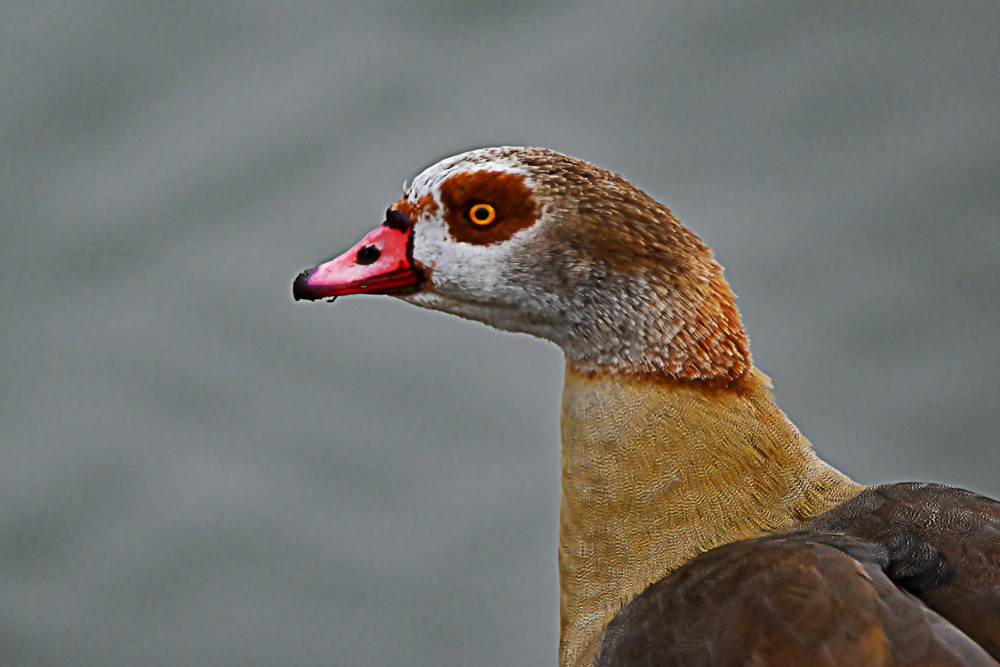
[293,147,1000,666]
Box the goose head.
[293,146,749,386]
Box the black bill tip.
[292,268,318,301]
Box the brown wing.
[808,482,1000,658]
[597,532,997,666]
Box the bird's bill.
[292,210,424,301]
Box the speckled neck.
[555,262,751,388]
[516,149,753,384]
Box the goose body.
[294,147,1000,665]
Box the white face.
[393,147,569,341]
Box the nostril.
[356,244,381,265]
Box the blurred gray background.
[3,1,999,665]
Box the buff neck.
[556,364,862,667]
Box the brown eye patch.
[439,171,539,245]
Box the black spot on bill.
[356,245,380,265]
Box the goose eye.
[467,203,497,227]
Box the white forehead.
[406,146,530,200]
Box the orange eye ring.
[467,203,497,226]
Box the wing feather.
[597,483,1000,665]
